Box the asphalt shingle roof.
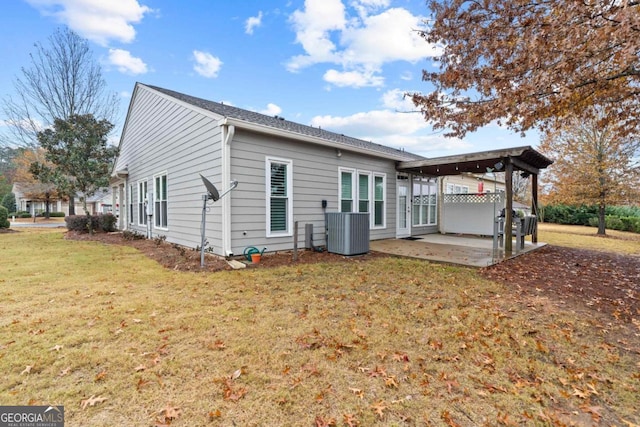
[145,84,423,161]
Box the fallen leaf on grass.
[80,395,107,409]
[384,375,399,388]
[21,365,32,375]
[59,367,70,377]
[371,401,387,419]
[343,413,358,427]
[208,409,221,420]
[580,405,602,422]
[158,404,181,422]
[441,410,461,427]
[314,415,336,426]
[134,364,146,372]
[230,368,242,380]
[348,388,364,399]
[50,345,63,352]
[94,370,107,382]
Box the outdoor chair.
[494,215,537,251]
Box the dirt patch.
[64,230,386,272]
[480,245,640,323]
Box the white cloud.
[259,103,282,116]
[311,109,428,138]
[245,11,263,35]
[323,69,383,87]
[287,1,440,88]
[381,88,415,111]
[26,0,151,46]
[351,0,390,18]
[306,88,472,157]
[400,71,413,81]
[192,50,223,78]
[108,49,148,74]
[287,0,346,72]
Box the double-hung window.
[340,169,355,212]
[138,180,148,225]
[266,157,293,236]
[339,168,386,228]
[154,173,168,229]
[373,174,385,227]
[412,177,437,226]
[128,184,134,225]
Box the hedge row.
[65,214,117,233]
[9,211,32,218]
[587,216,640,233]
[541,204,640,233]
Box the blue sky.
[0,0,539,158]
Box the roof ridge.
[143,84,424,161]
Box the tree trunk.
[597,203,606,235]
[68,195,75,215]
[45,192,51,219]
[82,197,93,235]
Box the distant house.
[12,183,112,216]
[110,83,551,256]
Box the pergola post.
[531,173,539,243]
[504,159,514,254]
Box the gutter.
[220,121,235,257]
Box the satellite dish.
[200,174,220,201]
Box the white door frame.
[396,175,411,238]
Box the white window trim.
[357,171,372,215]
[339,168,387,229]
[266,157,293,238]
[373,172,386,229]
[338,167,356,213]
[128,183,134,225]
[137,180,148,226]
[153,172,168,231]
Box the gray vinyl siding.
[114,86,224,250]
[227,128,398,254]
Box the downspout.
[221,121,235,256]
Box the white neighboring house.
[12,183,112,216]
[110,83,552,256]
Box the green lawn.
[1,228,638,426]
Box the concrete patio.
[370,234,546,268]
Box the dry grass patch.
[1,229,639,426]
[538,222,640,255]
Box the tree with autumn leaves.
[412,0,640,233]
[539,111,640,235]
[13,148,60,218]
[412,0,639,140]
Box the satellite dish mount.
[199,175,238,267]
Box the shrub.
[1,193,16,213]
[605,216,624,231]
[65,213,117,233]
[0,206,10,228]
[49,211,66,217]
[14,211,31,218]
[99,213,117,232]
